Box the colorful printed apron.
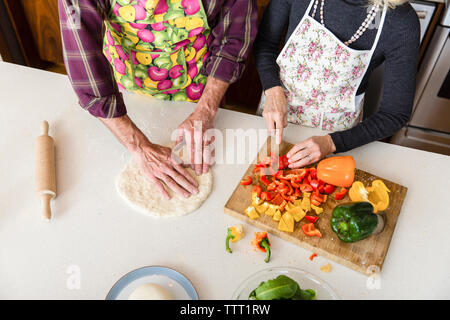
[103,0,212,102]
[273,0,387,131]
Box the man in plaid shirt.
[59,0,257,199]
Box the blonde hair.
[371,0,410,9]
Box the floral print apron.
[274,0,387,131]
[103,0,212,102]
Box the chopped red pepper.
[294,188,302,198]
[323,184,335,194]
[301,223,322,238]
[260,175,271,186]
[309,168,318,180]
[252,185,262,197]
[267,182,277,191]
[261,191,273,201]
[334,187,348,200]
[318,185,325,194]
[310,179,320,190]
[300,183,314,193]
[309,253,318,261]
[305,215,319,223]
[270,194,284,206]
[240,176,252,185]
[311,190,325,203]
[279,200,288,211]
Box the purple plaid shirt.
[58,0,257,118]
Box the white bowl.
[232,266,340,300]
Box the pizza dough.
[128,283,174,300]
[116,159,213,218]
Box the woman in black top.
[254,0,420,168]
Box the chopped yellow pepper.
[278,212,295,232]
[273,209,282,222]
[311,204,323,215]
[256,202,269,214]
[245,205,259,220]
[287,206,306,222]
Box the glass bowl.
[232,266,340,300]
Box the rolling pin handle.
[41,121,49,136]
[41,193,52,221]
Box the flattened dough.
[116,161,213,218]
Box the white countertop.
[0,62,449,300]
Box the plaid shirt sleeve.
[203,0,258,83]
[58,0,126,118]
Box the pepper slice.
[305,215,319,223]
[309,253,318,261]
[300,183,314,193]
[251,232,271,263]
[260,175,271,186]
[301,223,322,238]
[335,187,348,200]
[261,191,273,201]
[323,184,335,194]
[240,175,252,185]
[252,185,262,197]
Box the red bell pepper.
[261,191,273,201]
[301,223,322,238]
[311,190,325,203]
[267,182,277,191]
[323,184,335,194]
[309,168,318,180]
[294,188,302,198]
[334,187,348,200]
[270,194,284,206]
[300,183,314,193]
[252,185,262,197]
[279,200,288,211]
[305,215,318,223]
[309,253,318,261]
[240,176,252,185]
[310,179,320,191]
[260,175,271,186]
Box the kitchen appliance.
[391,2,450,155]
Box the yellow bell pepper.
[278,212,295,233]
[349,180,390,213]
[245,205,259,220]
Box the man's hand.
[177,77,229,175]
[263,86,288,145]
[286,135,336,168]
[100,115,198,200]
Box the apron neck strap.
[369,4,388,53]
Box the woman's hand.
[287,135,336,168]
[263,86,288,144]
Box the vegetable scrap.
[309,253,318,261]
[225,225,244,253]
[320,264,332,273]
[251,232,271,263]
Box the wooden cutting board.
[224,137,408,275]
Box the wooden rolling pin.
[35,121,56,221]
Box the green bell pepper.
[330,202,378,243]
